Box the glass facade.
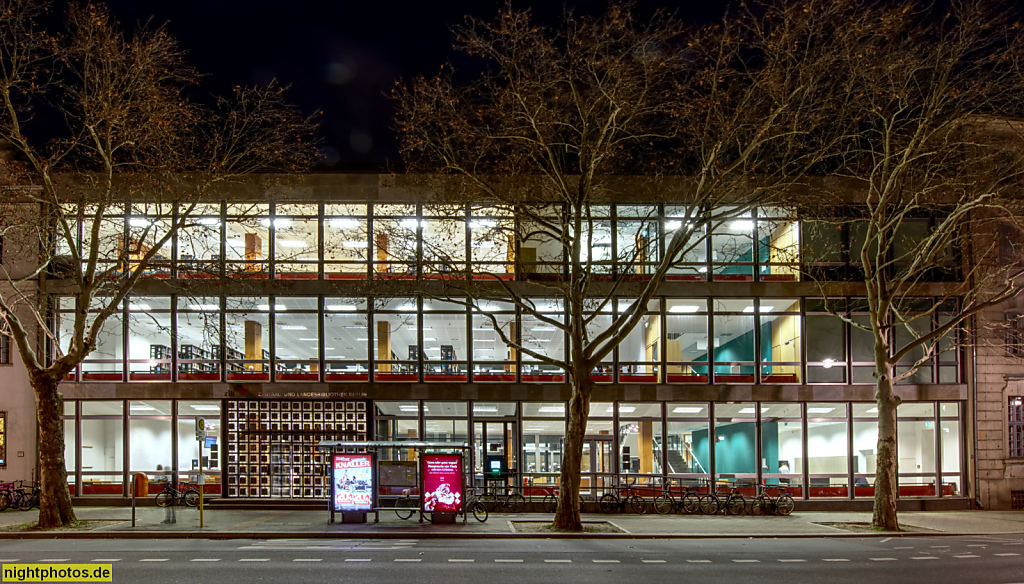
[61,398,965,501]
[57,295,961,385]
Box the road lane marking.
[545,559,572,563]
[687,560,711,563]
[239,559,269,562]
[641,560,666,564]
[893,547,914,550]
[910,557,938,560]
[394,559,422,562]
[495,560,523,563]
[593,560,620,563]
[191,559,221,562]
[778,559,806,563]
[824,559,850,562]
[139,559,169,562]
[881,538,892,543]
[91,559,121,562]
[39,559,69,562]
[954,555,980,559]
[870,558,898,561]
[345,559,371,562]
[294,559,322,562]
[1003,543,1023,546]
[448,559,474,563]
[930,546,950,548]
[0,560,19,562]
[968,545,988,548]
[733,560,760,563]
[995,553,1021,557]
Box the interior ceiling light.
[257,304,287,311]
[329,218,360,228]
[807,407,835,414]
[672,406,705,414]
[669,305,700,313]
[327,305,357,311]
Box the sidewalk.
[0,506,1021,539]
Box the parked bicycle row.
[0,480,40,511]
[536,482,795,516]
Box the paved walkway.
[0,506,1021,538]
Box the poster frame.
[420,453,465,515]
[331,452,377,515]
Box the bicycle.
[394,488,419,520]
[715,486,746,515]
[541,489,586,513]
[598,477,647,514]
[0,481,37,511]
[464,490,488,522]
[654,483,705,515]
[480,487,526,513]
[750,485,795,516]
[155,483,201,507]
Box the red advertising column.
[422,454,463,524]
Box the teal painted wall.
[687,321,773,375]
[692,421,779,475]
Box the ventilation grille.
[1012,491,1024,510]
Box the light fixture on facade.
[822,358,836,368]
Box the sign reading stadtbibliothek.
[332,453,374,512]
[421,454,463,514]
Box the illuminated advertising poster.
[422,454,463,513]
[333,453,374,512]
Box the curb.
[0,530,1020,540]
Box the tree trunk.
[553,380,592,531]
[872,373,900,531]
[33,372,77,528]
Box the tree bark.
[32,372,77,528]
[553,379,592,531]
[872,373,900,531]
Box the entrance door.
[474,421,518,491]
[580,436,613,498]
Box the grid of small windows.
[1010,397,1024,459]
[224,400,368,498]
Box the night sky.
[104,1,729,170]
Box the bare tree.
[0,0,317,528]
[800,0,1024,531]
[394,1,847,530]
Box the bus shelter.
[317,440,471,524]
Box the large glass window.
[807,403,849,498]
[760,299,801,383]
[224,298,269,380]
[665,299,709,382]
[225,203,270,276]
[666,403,711,485]
[323,298,369,379]
[273,204,319,278]
[81,401,124,496]
[713,299,755,382]
[713,402,758,484]
[616,299,659,380]
[471,301,516,379]
[274,297,319,380]
[758,209,799,282]
[521,299,564,380]
[618,403,662,481]
[422,300,467,379]
[127,297,172,381]
[615,205,660,276]
[761,403,803,496]
[374,297,418,377]
[81,299,123,381]
[373,204,418,276]
[711,210,754,281]
[806,300,847,383]
[177,297,221,381]
[852,402,878,493]
[176,204,222,276]
[897,402,936,489]
[324,204,369,277]
[940,402,962,495]
[128,400,172,496]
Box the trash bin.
[132,472,149,497]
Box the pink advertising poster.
[333,453,374,512]
[421,454,463,513]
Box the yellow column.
[639,421,653,474]
[244,320,263,371]
[377,321,391,372]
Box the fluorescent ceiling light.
[399,405,422,412]
[324,347,334,350]
[532,327,557,332]
[807,407,835,414]
[473,406,498,412]
[742,306,774,313]
[278,240,307,248]
[356,338,369,342]
[399,219,423,229]
[198,218,219,226]
[298,337,318,341]
[130,404,156,411]
[261,218,292,227]
[866,407,879,413]
[617,406,637,414]
[731,220,753,231]
[669,305,700,313]
[474,339,494,343]
[327,305,357,311]
[698,266,708,273]
[343,240,368,248]
[188,304,219,311]
[129,303,152,311]
[191,405,220,411]
[279,325,307,330]
[343,325,365,330]
[738,407,769,414]
[822,358,836,368]
[129,218,152,227]
[329,218,360,228]
[538,406,565,414]
[257,304,287,311]
[473,327,494,331]
[672,406,704,414]
[423,337,437,341]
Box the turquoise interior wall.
[692,421,779,475]
[687,321,773,375]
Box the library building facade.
[1,173,1023,511]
